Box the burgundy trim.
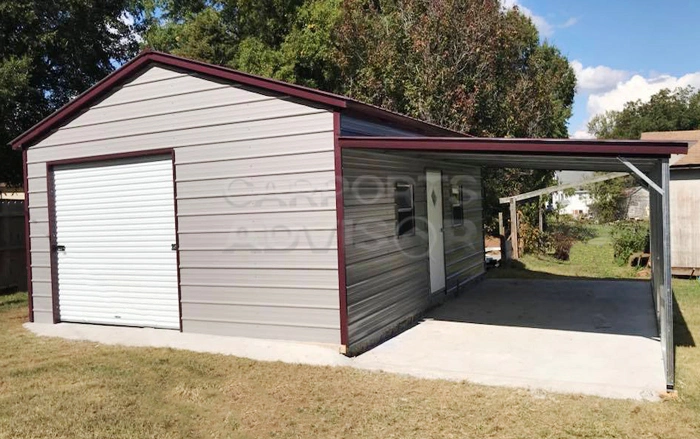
[170,150,184,332]
[22,149,33,322]
[45,149,176,167]
[45,149,179,326]
[334,112,349,348]
[338,136,688,156]
[10,50,466,150]
[148,53,347,109]
[46,164,60,323]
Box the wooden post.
[538,199,544,232]
[498,212,505,237]
[510,198,519,259]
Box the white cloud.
[501,0,576,37]
[560,17,578,29]
[571,129,595,140]
[587,72,700,117]
[572,69,700,138]
[570,60,630,93]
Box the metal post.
[510,198,519,260]
[538,199,544,232]
[660,158,674,390]
[649,158,674,390]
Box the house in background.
[551,171,594,218]
[551,189,593,218]
[642,130,700,276]
[0,183,24,200]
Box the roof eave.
[337,136,689,157]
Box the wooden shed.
[642,130,700,276]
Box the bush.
[520,222,551,255]
[551,231,574,261]
[610,221,650,265]
[548,219,596,242]
[520,217,592,261]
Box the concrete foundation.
[24,278,666,401]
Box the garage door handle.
[52,245,66,252]
[171,243,178,251]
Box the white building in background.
[551,171,594,218]
[551,189,593,218]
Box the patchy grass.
[2,234,700,437]
[491,225,642,280]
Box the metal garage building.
[11,51,686,390]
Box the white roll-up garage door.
[53,155,180,329]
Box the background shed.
[642,130,700,275]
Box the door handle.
[171,243,178,251]
[52,245,66,252]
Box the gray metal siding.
[340,115,423,137]
[342,149,484,351]
[25,66,340,342]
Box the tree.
[589,175,635,223]
[0,0,144,186]
[587,86,700,223]
[144,1,575,234]
[588,86,700,140]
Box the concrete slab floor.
[354,278,666,401]
[23,278,666,401]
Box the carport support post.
[498,212,505,237]
[650,157,674,390]
[510,198,519,260]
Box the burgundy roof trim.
[338,136,688,156]
[11,50,464,149]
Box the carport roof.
[339,136,689,171]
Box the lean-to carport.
[337,136,688,391]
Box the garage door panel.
[54,156,180,329]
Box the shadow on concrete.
[430,261,696,347]
[429,265,661,339]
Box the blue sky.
[504,0,700,138]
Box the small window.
[395,183,415,236]
[451,185,464,226]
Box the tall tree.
[588,86,700,140]
[0,0,144,186]
[587,86,700,223]
[144,0,575,233]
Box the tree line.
[1,0,579,232]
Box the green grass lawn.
[1,227,700,438]
[490,224,642,280]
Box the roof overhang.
[338,136,689,172]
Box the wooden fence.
[0,200,26,292]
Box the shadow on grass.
[0,293,28,312]
[674,292,696,347]
[488,259,649,282]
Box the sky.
[503,0,700,138]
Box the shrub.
[610,221,650,265]
[548,219,596,242]
[551,231,574,261]
[520,222,551,255]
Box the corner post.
[510,198,519,260]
